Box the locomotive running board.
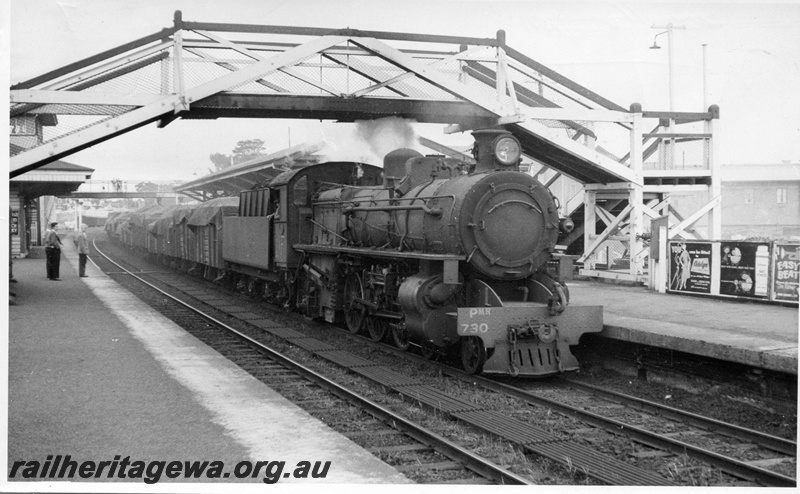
[294,243,465,261]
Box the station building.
[9,157,94,258]
[671,162,800,240]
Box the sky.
[5,0,800,181]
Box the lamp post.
[650,23,686,112]
[702,43,709,109]
[651,23,686,169]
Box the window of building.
[777,188,788,204]
[744,188,754,205]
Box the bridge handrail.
[11,27,178,90]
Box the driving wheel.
[343,272,366,334]
[391,323,410,351]
[366,316,389,342]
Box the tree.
[209,152,232,173]
[232,139,267,165]
[208,139,268,173]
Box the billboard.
[772,243,800,303]
[666,240,798,304]
[719,242,770,299]
[668,241,712,294]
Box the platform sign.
[772,243,799,303]
[10,210,19,235]
[668,241,712,294]
[719,241,770,299]
[10,115,36,136]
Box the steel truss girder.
[11,16,642,190]
[349,37,638,185]
[10,34,349,177]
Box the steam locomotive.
[108,129,602,376]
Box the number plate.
[457,305,603,347]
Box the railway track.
[91,237,530,485]
[358,332,797,487]
[455,371,796,486]
[91,234,796,486]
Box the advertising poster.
[772,243,799,303]
[719,242,770,299]
[669,241,712,294]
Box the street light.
[650,23,686,112]
[650,31,667,50]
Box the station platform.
[6,239,410,486]
[569,279,798,375]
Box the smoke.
[316,124,373,164]
[316,117,419,166]
[354,116,418,161]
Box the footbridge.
[9,10,720,282]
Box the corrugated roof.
[174,141,324,200]
[39,160,94,173]
[10,143,94,173]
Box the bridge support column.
[707,105,722,239]
[628,108,645,279]
[577,105,646,283]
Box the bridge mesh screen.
[11,50,171,156]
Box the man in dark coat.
[45,222,63,280]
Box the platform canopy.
[174,140,324,201]
[10,144,94,197]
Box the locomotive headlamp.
[559,217,575,233]
[493,136,521,166]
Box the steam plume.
[316,117,419,166]
[354,116,418,160]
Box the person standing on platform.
[42,223,52,278]
[77,226,89,277]
[45,222,63,281]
